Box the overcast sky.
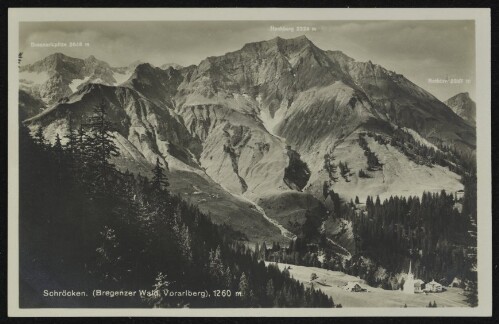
[20,20,475,101]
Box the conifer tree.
[64,117,78,155]
[145,272,170,308]
[239,272,250,304]
[179,224,192,262]
[53,134,64,178]
[33,126,45,148]
[224,266,233,289]
[84,100,119,189]
[152,157,169,192]
[95,226,121,282]
[53,133,63,153]
[266,279,275,301]
[208,246,224,284]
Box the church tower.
[403,261,415,294]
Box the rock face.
[445,92,476,126]
[20,36,476,243]
[20,53,142,106]
[19,90,45,120]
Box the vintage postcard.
[8,8,491,317]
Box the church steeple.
[403,260,415,294]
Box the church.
[403,261,425,294]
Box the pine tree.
[239,272,250,304]
[266,279,275,302]
[64,117,78,155]
[95,226,121,282]
[355,196,360,204]
[208,246,224,284]
[76,124,86,150]
[33,126,45,148]
[53,133,63,153]
[260,242,267,260]
[152,157,169,192]
[53,134,64,178]
[84,100,119,189]
[144,272,170,308]
[224,266,233,289]
[179,224,192,262]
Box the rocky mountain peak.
[240,35,313,54]
[134,62,156,72]
[274,35,313,47]
[445,92,476,125]
[127,60,144,69]
[44,52,70,62]
[454,92,470,99]
[45,52,64,60]
[21,52,80,74]
[161,63,183,70]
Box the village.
[399,261,444,294]
[268,262,470,308]
[325,262,447,295]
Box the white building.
[425,280,443,292]
[449,277,462,287]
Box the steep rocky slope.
[20,53,142,106]
[21,36,475,244]
[445,92,476,126]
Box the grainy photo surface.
[8,8,492,317]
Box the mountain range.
[19,35,476,245]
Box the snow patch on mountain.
[69,76,91,92]
[112,71,133,85]
[90,78,105,85]
[256,94,287,141]
[259,107,285,140]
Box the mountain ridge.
[21,35,475,244]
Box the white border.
[8,8,492,317]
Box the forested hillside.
[19,101,334,308]
[260,169,477,305]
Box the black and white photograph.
[7,8,492,317]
